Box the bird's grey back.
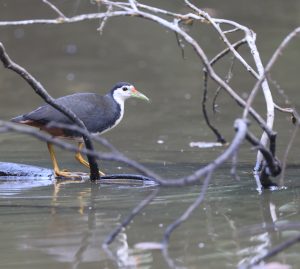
[15,92,121,136]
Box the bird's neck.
[111,91,125,118]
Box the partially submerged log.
[0,162,155,186]
[0,162,53,179]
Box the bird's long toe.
[54,170,88,179]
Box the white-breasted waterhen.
[11,82,150,178]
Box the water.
[0,0,300,268]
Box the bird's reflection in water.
[18,180,154,269]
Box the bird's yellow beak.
[130,87,150,102]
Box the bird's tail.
[11,115,26,123]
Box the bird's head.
[110,82,150,104]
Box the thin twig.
[279,112,300,186]
[102,188,159,246]
[42,0,67,19]
[162,172,212,269]
[210,39,247,66]
[97,4,113,34]
[162,172,212,245]
[202,40,245,142]
[202,70,226,143]
[210,39,246,114]
[223,27,240,34]
[212,54,235,114]
[174,19,186,59]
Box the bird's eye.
[122,87,128,91]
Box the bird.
[11,82,150,178]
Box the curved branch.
[162,172,212,246]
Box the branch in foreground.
[0,120,159,180]
[99,119,249,251]
[0,42,99,180]
[0,118,247,187]
[166,178,213,236]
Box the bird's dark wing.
[12,93,120,137]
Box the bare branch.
[0,11,132,26]
[128,0,138,11]
[161,172,212,268]
[243,27,300,120]
[245,130,281,177]
[162,172,212,245]
[202,70,227,143]
[243,27,300,171]
[42,0,67,19]
[0,120,159,180]
[97,4,113,34]
[279,111,300,186]
[223,27,240,34]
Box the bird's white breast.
[93,93,125,136]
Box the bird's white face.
[112,84,150,105]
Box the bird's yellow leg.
[75,142,105,176]
[47,142,81,178]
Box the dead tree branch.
[243,27,300,172]
[202,39,247,143]
[162,172,212,246]
[0,120,159,180]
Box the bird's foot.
[54,168,105,180]
[54,170,88,180]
